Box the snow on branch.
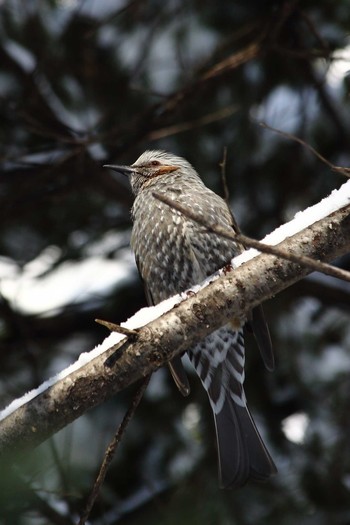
[0,180,349,460]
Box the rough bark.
[0,203,349,460]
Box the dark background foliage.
[0,0,350,523]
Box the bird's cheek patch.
[155,165,178,176]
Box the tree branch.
[78,376,150,525]
[153,192,350,282]
[0,203,349,461]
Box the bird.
[104,150,277,488]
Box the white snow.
[327,41,350,88]
[282,412,309,444]
[0,179,349,422]
[0,294,182,421]
[233,179,350,267]
[0,233,133,316]
[1,257,132,316]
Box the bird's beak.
[103,164,134,177]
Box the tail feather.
[189,326,277,488]
[213,396,277,488]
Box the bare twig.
[258,121,350,178]
[78,376,150,525]
[95,318,138,338]
[201,41,261,81]
[147,105,238,141]
[218,148,241,234]
[236,232,350,282]
[298,8,330,55]
[268,0,299,43]
[219,146,230,205]
[333,166,350,178]
[153,192,350,283]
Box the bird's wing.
[135,256,191,397]
[227,209,275,372]
[167,356,191,396]
[247,305,275,371]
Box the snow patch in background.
[282,413,309,444]
[327,42,350,87]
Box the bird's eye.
[150,160,160,166]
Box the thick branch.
[0,204,349,460]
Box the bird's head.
[104,150,195,195]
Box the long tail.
[189,327,277,488]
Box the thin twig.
[147,105,238,141]
[333,166,350,178]
[202,41,261,80]
[268,0,299,43]
[153,192,350,283]
[219,146,229,205]
[236,232,350,282]
[298,8,330,54]
[95,318,138,338]
[78,376,151,525]
[258,121,350,178]
[218,148,241,234]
